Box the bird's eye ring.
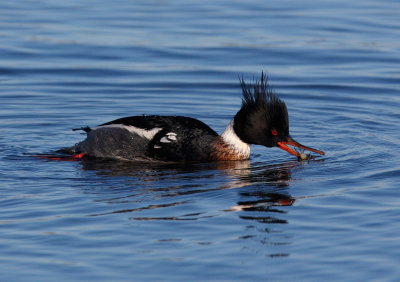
[271,129,278,136]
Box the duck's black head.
[233,73,324,157]
[233,74,288,147]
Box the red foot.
[276,199,295,206]
[34,153,86,161]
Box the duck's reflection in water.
[223,161,296,213]
[81,159,302,257]
[81,158,298,219]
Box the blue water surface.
[1,0,400,281]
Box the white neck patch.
[221,120,250,157]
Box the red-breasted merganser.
[65,74,324,162]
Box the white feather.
[160,136,171,143]
[166,132,177,141]
[92,124,162,140]
[221,120,250,157]
[160,132,178,143]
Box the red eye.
[271,129,278,136]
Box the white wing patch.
[92,124,162,140]
[154,132,178,149]
[159,132,178,143]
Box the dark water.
[1,0,400,281]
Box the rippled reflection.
[73,158,306,258]
[79,159,301,219]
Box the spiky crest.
[239,72,279,109]
[233,72,289,146]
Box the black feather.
[73,126,91,133]
[239,72,279,109]
[234,72,289,146]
